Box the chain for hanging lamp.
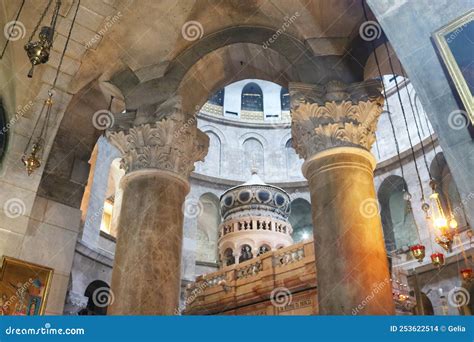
[361,0,426,262]
[24,0,61,78]
[21,0,80,175]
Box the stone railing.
[273,246,305,267]
[219,217,292,238]
[236,260,263,279]
[184,239,316,315]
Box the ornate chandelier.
[21,0,80,175]
[24,0,62,78]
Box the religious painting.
[0,256,53,316]
[433,10,474,125]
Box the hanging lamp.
[362,1,427,262]
[430,252,445,267]
[21,0,80,175]
[398,63,459,252]
[24,0,61,78]
[374,30,429,262]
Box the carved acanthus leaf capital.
[107,112,209,180]
[290,80,384,160]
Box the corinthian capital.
[290,80,384,160]
[106,97,209,180]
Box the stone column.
[106,102,208,315]
[290,80,394,315]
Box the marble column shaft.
[290,80,395,315]
[106,100,208,315]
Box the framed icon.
[433,10,474,125]
[0,256,54,315]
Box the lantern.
[460,268,473,281]
[410,244,426,263]
[435,233,454,252]
[430,253,445,267]
[24,0,62,78]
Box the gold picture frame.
[433,9,474,124]
[0,256,54,315]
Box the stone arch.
[242,137,264,178]
[377,175,419,252]
[78,280,111,315]
[196,192,221,264]
[364,42,404,80]
[430,152,468,229]
[289,198,313,243]
[197,131,222,176]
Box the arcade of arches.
[0,0,473,317]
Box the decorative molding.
[107,98,209,179]
[289,80,384,160]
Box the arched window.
[289,198,313,242]
[239,244,253,263]
[285,138,300,179]
[0,100,7,162]
[241,83,263,111]
[196,193,221,264]
[430,152,468,230]
[198,131,221,175]
[243,138,264,178]
[280,87,290,111]
[208,89,224,106]
[257,244,271,256]
[223,248,235,266]
[78,280,111,315]
[378,176,419,252]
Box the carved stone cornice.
[106,97,209,179]
[289,80,384,160]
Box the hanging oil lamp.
[428,181,455,251]
[410,244,426,262]
[24,0,62,78]
[22,92,54,175]
[460,268,473,281]
[431,252,445,267]
[21,0,79,175]
[435,233,454,252]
